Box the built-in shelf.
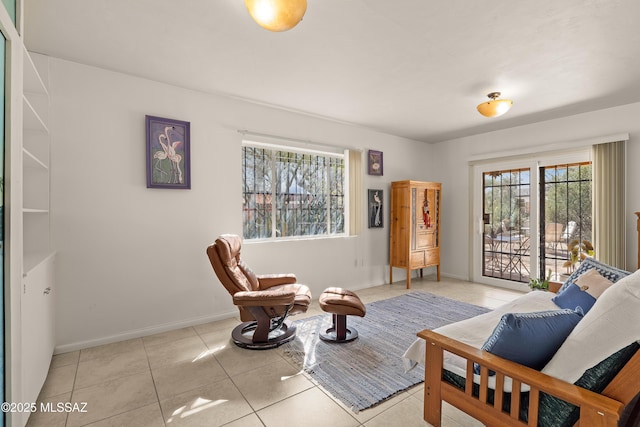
[23,251,55,276]
[23,95,49,132]
[23,147,49,170]
[23,45,48,96]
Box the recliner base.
[231,320,297,350]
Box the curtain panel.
[592,140,626,269]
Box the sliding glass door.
[473,152,592,289]
[539,162,592,282]
[482,168,531,284]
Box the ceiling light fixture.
[244,0,307,32]
[476,92,513,118]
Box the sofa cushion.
[558,257,629,293]
[476,309,583,374]
[543,268,640,383]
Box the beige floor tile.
[222,413,265,427]
[145,335,209,370]
[26,392,71,427]
[142,326,198,347]
[198,328,234,353]
[50,351,80,369]
[66,371,157,427]
[328,388,412,425]
[152,352,228,401]
[159,377,253,427]
[39,364,77,399]
[193,317,239,336]
[79,338,145,362]
[81,402,165,427]
[363,395,428,427]
[75,345,149,389]
[257,387,359,427]
[212,342,285,377]
[441,401,485,427]
[232,357,313,410]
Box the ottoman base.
[320,314,359,343]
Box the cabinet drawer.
[425,249,440,266]
[410,251,425,267]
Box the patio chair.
[546,222,576,252]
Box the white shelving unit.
[22,48,52,272]
[20,48,56,420]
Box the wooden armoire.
[390,180,441,288]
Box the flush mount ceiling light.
[477,92,513,118]
[244,0,307,32]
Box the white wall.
[432,102,640,282]
[49,58,434,352]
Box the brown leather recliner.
[206,234,311,349]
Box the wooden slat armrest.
[418,329,624,418]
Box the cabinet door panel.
[426,249,440,266]
[410,250,425,267]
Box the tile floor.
[26,276,525,427]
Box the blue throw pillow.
[475,309,584,375]
[552,283,597,313]
[558,258,630,293]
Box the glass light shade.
[477,97,513,118]
[245,0,307,32]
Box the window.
[242,142,346,240]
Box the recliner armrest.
[233,290,296,307]
[257,274,297,289]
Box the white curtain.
[592,140,626,269]
[348,149,363,235]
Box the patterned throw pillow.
[557,258,630,294]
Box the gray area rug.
[282,291,490,412]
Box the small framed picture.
[146,115,191,189]
[368,150,383,176]
[368,189,383,228]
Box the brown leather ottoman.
[318,287,366,343]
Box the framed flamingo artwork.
[145,115,191,189]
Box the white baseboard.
[54,310,238,354]
[440,272,470,281]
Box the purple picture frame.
[368,150,383,176]
[146,115,191,189]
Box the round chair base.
[231,320,297,350]
[320,326,359,343]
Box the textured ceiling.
[24,0,640,143]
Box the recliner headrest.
[216,234,242,267]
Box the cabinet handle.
[43,287,51,295]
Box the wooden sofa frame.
[419,329,640,426]
[419,279,640,426]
